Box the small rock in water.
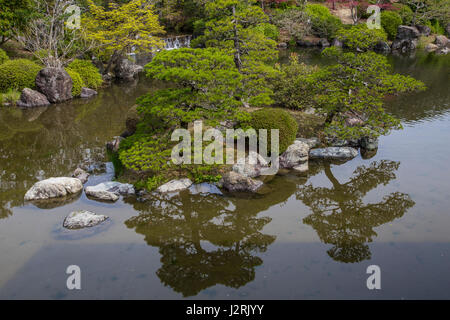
[189,183,223,195]
[24,177,83,201]
[72,168,89,184]
[309,147,359,161]
[16,88,50,108]
[80,87,98,99]
[279,141,310,169]
[293,162,309,173]
[157,179,193,193]
[222,171,263,193]
[85,181,135,201]
[359,136,379,151]
[63,210,108,229]
[85,189,119,202]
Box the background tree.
[0,0,34,45]
[193,0,280,106]
[307,47,426,140]
[83,0,165,72]
[18,0,97,68]
[400,0,450,26]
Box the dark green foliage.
[0,59,42,92]
[253,23,280,41]
[0,0,34,44]
[381,11,403,40]
[246,108,298,154]
[65,68,85,97]
[392,4,414,25]
[336,24,387,51]
[67,59,103,89]
[308,47,426,139]
[0,49,9,65]
[305,4,342,40]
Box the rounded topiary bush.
[65,68,85,97]
[67,59,103,89]
[381,11,403,40]
[393,4,414,25]
[247,108,299,154]
[0,59,42,93]
[0,49,9,65]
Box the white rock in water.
[280,141,310,169]
[24,177,83,201]
[85,189,119,202]
[309,147,358,160]
[157,179,193,193]
[72,168,89,184]
[63,210,108,229]
[85,181,134,201]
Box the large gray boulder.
[16,88,50,108]
[232,151,269,178]
[24,177,83,201]
[63,210,108,229]
[309,147,358,161]
[279,141,310,169]
[114,58,143,81]
[392,26,420,53]
[35,68,73,103]
[85,181,135,202]
[222,171,263,193]
[416,25,431,36]
[435,35,449,47]
[157,178,193,193]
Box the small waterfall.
[163,35,192,50]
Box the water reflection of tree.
[296,160,415,263]
[125,191,276,297]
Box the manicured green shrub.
[253,23,280,41]
[246,108,298,154]
[305,4,342,40]
[0,49,9,65]
[392,4,414,25]
[65,68,85,97]
[336,24,387,51]
[381,11,403,40]
[0,59,42,93]
[67,59,103,89]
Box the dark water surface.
[0,51,449,299]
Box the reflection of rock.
[63,210,108,229]
[188,183,223,195]
[280,141,309,169]
[80,87,97,99]
[360,148,378,160]
[24,177,83,201]
[27,192,81,209]
[309,147,358,161]
[297,161,415,263]
[16,88,50,108]
[157,179,193,193]
[374,41,391,54]
[35,68,73,103]
[222,171,263,193]
[72,168,89,184]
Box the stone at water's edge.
[157,179,193,193]
[35,68,73,103]
[106,136,124,153]
[296,137,320,149]
[72,168,89,184]
[232,151,269,178]
[63,210,108,229]
[222,171,263,193]
[24,177,83,201]
[114,59,143,81]
[80,87,98,99]
[293,162,309,173]
[279,141,310,169]
[16,88,50,108]
[359,137,379,151]
[392,26,420,53]
[309,147,358,161]
[85,189,119,202]
[86,181,135,195]
[189,183,223,195]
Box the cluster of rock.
[425,35,450,55]
[16,67,98,108]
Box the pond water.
[0,51,449,299]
